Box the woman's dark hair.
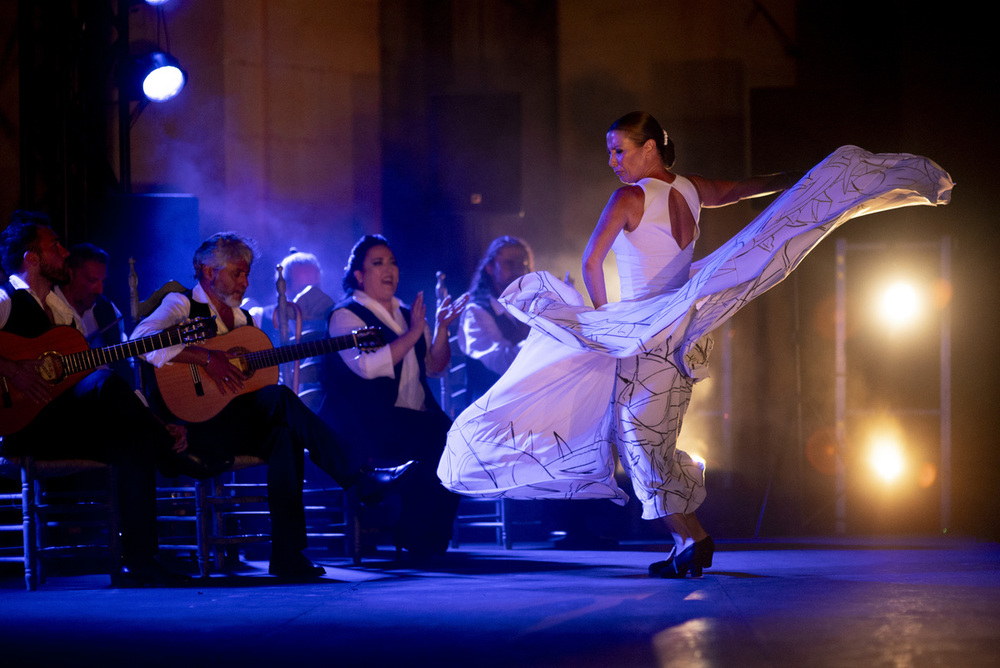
[608,111,675,168]
[468,235,533,301]
[342,234,390,294]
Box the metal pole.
[721,319,733,489]
[117,0,131,194]
[834,238,847,534]
[939,236,952,532]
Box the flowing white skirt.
[438,146,953,511]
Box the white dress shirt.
[0,275,81,331]
[129,283,259,367]
[327,290,432,411]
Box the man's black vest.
[1,282,55,337]
[185,291,254,326]
[89,295,124,350]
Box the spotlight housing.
[140,52,186,102]
[123,51,186,103]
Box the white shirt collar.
[192,282,249,332]
[11,275,82,330]
[352,290,403,334]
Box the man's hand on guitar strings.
[203,349,245,395]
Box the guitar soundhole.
[230,347,254,379]
[37,352,65,384]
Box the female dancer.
[438,112,953,577]
[583,111,799,575]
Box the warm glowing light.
[678,435,708,469]
[876,281,923,330]
[806,427,839,475]
[869,436,906,483]
[918,462,937,488]
[654,618,714,668]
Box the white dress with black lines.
[437,146,954,519]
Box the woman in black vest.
[322,235,467,561]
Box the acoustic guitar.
[0,317,217,436]
[153,325,383,423]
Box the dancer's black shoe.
[656,543,696,579]
[690,536,715,577]
[647,547,676,577]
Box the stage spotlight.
[137,52,186,102]
[868,435,906,483]
[145,0,171,5]
[876,280,922,331]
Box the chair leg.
[501,499,512,550]
[347,489,362,565]
[21,460,37,591]
[195,478,211,578]
[212,476,227,573]
[106,465,122,587]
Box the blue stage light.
[138,52,186,102]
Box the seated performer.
[55,242,131,383]
[253,248,336,330]
[459,236,534,403]
[0,212,202,586]
[460,236,614,548]
[323,234,468,561]
[130,232,413,579]
[256,249,336,408]
[278,249,335,322]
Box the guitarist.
[130,231,414,580]
[54,242,131,384]
[0,212,200,587]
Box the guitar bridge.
[189,364,205,397]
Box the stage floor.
[2,536,998,667]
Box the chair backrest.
[129,257,189,325]
[273,265,303,394]
[127,259,189,391]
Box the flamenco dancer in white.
[438,111,953,578]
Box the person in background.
[55,242,131,383]
[459,236,534,403]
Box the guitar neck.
[239,332,362,371]
[61,327,193,376]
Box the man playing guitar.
[0,212,203,587]
[130,231,412,580]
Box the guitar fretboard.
[61,327,195,375]
[239,332,366,371]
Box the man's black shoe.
[269,552,326,580]
[355,460,416,507]
[158,449,235,480]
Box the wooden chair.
[434,272,513,550]
[0,448,121,590]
